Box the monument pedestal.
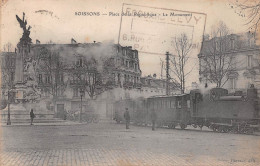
[14,83,26,103]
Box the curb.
[0,122,88,127]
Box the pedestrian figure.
[124,108,130,129]
[151,109,157,131]
[30,109,35,125]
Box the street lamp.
[79,89,84,123]
[7,91,11,125]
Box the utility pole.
[166,52,170,96]
[160,58,164,79]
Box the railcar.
[113,97,146,124]
[113,87,260,134]
[146,94,191,129]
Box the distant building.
[140,75,180,97]
[198,32,260,94]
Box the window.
[167,100,170,108]
[73,88,78,97]
[57,89,64,96]
[76,58,83,67]
[124,49,127,55]
[177,100,181,108]
[45,75,51,84]
[230,78,236,90]
[170,100,175,108]
[248,55,253,68]
[112,73,116,82]
[44,89,50,97]
[149,102,153,109]
[231,39,235,50]
[215,41,219,51]
[38,74,42,83]
[118,74,121,82]
[187,100,190,108]
[60,74,64,83]
[10,72,14,81]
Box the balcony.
[134,83,142,89]
[70,80,86,85]
[123,81,133,89]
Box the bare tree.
[170,33,193,94]
[200,21,235,87]
[230,0,260,35]
[69,55,113,100]
[0,53,16,124]
[33,47,67,107]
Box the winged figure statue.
[16,12,32,45]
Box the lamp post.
[79,89,84,123]
[7,91,11,125]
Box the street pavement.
[0,120,259,166]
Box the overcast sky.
[0,0,249,88]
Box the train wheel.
[168,124,176,129]
[223,127,229,133]
[212,127,217,132]
[180,124,187,130]
[216,126,222,132]
[246,128,254,134]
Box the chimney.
[36,39,40,44]
[71,38,77,44]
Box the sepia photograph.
[0,0,260,165]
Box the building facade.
[1,40,180,119]
[198,32,260,94]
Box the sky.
[0,0,249,89]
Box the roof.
[148,93,189,99]
[199,32,260,56]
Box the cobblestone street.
[0,121,259,166]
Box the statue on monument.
[15,12,32,84]
[16,12,32,45]
[14,13,40,103]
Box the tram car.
[113,94,192,129]
[146,94,191,129]
[113,86,260,134]
[113,97,147,124]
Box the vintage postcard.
[0,0,260,165]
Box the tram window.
[149,102,153,109]
[167,100,170,108]
[177,101,181,108]
[187,100,190,108]
[163,100,165,108]
[170,100,175,108]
